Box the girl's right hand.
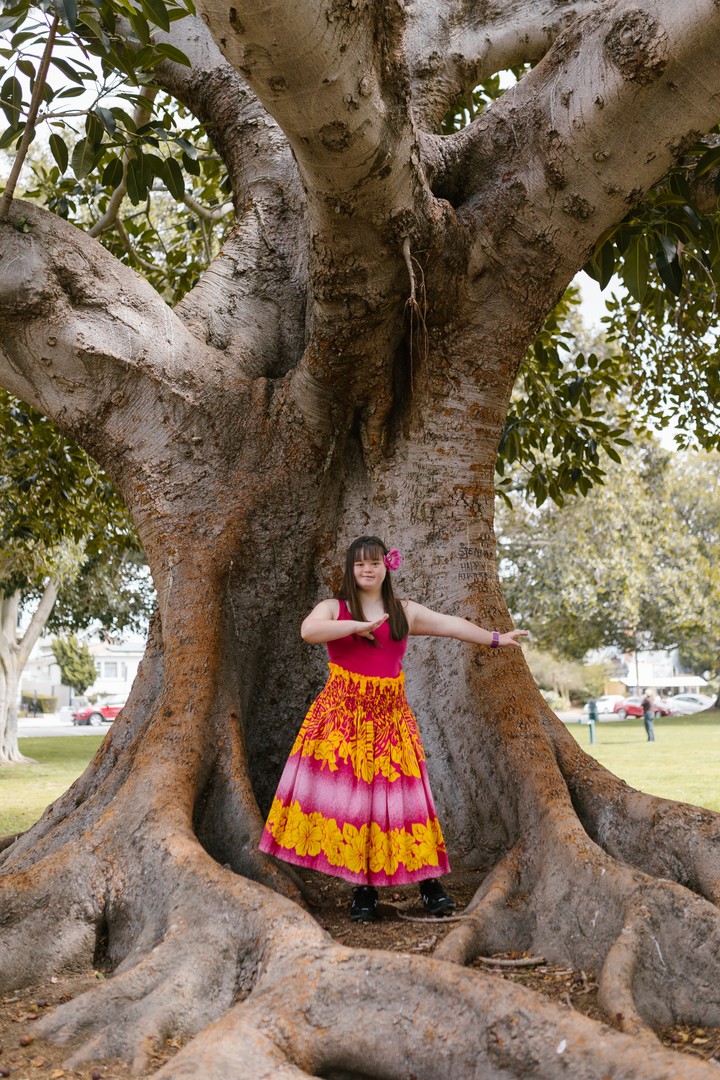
[356,613,389,640]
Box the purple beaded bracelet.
[490,631,500,648]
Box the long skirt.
[258,662,450,886]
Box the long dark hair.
[340,536,408,642]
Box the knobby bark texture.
[2,0,720,1075]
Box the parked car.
[613,696,672,720]
[582,695,626,717]
[72,698,126,726]
[666,693,714,715]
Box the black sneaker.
[350,885,379,922]
[419,878,456,916]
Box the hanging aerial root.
[434,846,522,965]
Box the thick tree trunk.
[2,0,720,1074]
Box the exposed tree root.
[151,942,715,1080]
[552,720,720,904]
[3,620,720,1076]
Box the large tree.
[2,2,720,1077]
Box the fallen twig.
[474,954,547,968]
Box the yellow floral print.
[290,664,425,784]
[265,798,447,878]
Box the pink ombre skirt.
[258,663,450,886]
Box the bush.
[20,693,58,714]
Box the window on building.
[95,660,102,673]
[104,661,118,678]
[121,663,128,680]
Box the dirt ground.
[2,869,719,1078]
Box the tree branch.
[16,579,58,670]
[88,92,158,240]
[431,0,720,334]
[0,203,249,488]
[406,0,605,130]
[138,19,311,377]
[194,0,419,215]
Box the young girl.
[259,535,527,921]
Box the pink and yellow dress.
[258,600,450,886]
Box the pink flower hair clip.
[384,549,403,571]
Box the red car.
[613,696,671,720]
[72,698,126,726]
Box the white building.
[21,634,146,707]
[611,648,708,696]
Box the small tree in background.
[51,634,98,697]
[0,393,153,763]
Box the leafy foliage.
[0,389,154,633]
[496,292,634,508]
[0,0,232,299]
[498,441,720,671]
[441,80,720,505]
[51,632,97,693]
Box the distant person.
[641,691,655,742]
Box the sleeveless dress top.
[258,597,450,886]
[326,599,407,678]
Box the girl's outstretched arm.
[405,601,528,647]
[301,599,389,643]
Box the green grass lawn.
[0,736,103,835]
[2,716,719,838]
[568,710,720,812]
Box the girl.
[259,536,527,922]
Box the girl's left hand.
[500,630,529,647]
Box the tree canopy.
[2,8,720,507]
[498,440,720,672]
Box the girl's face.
[353,555,386,592]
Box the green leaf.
[155,42,191,66]
[102,155,124,188]
[655,239,683,296]
[695,145,720,178]
[652,193,687,206]
[110,106,137,133]
[622,236,650,304]
[181,150,200,176]
[54,86,86,99]
[0,14,23,32]
[126,155,146,204]
[53,0,77,29]
[49,131,69,173]
[681,205,702,234]
[85,110,104,149]
[71,136,100,179]
[163,155,184,199]
[2,75,22,127]
[17,58,35,79]
[0,123,23,150]
[139,0,170,31]
[50,55,86,84]
[585,241,615,290]
[94,105,116,136]
[127,10,150,44]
